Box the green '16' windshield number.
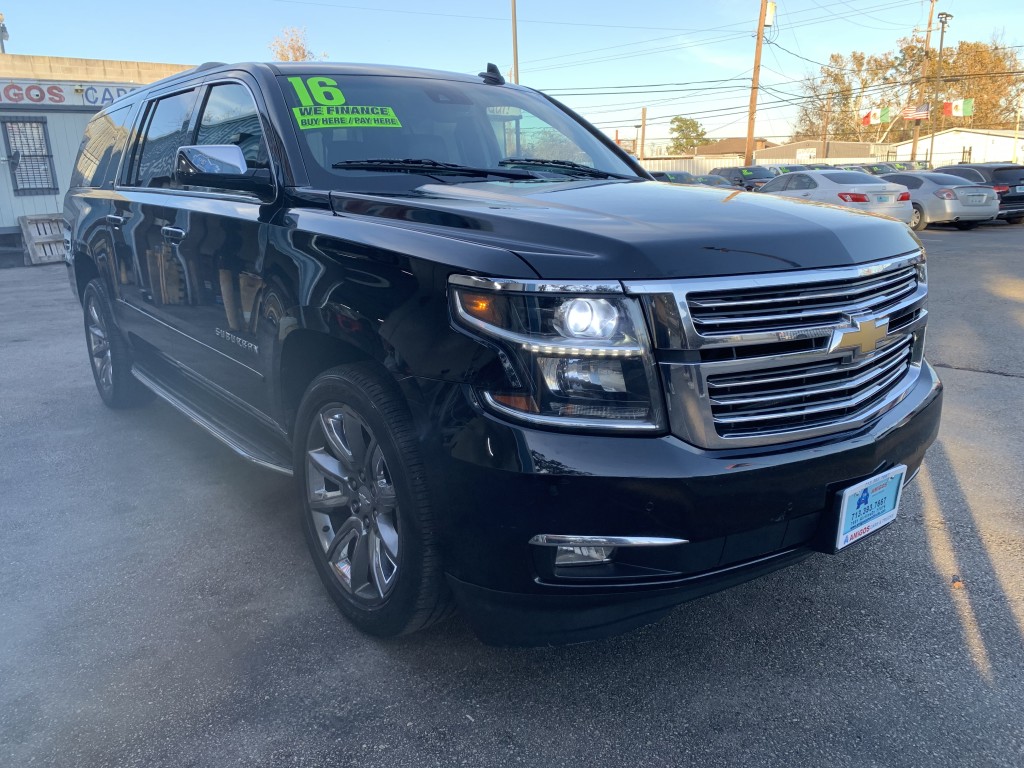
[288,76,346,106]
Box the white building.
[889,128,1024,166]
[0,54,190,262]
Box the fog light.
[555,545,616,566]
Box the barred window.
[1,117,59,196]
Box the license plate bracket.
[834,465,907,552]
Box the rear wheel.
[909,205,927,231]
[1007,216,1024,225]
[294,363,453,637]
[82,279,150,408]
[955,221,980,230]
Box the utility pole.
[1013,94,1022,164]
[909,0,936,161]
[510,1,519,84]
[821,96,832,160]
[639,107,647,161]
[744,0,770,166]
[928,12,953,164]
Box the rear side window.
[789,174,817,190]
[70,105,133,189]
[130,89,198,188]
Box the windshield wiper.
[498,157,635,179]
[331,158,538,180]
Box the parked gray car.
[881,172,999,231]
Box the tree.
[668,117,710,154]
[269,27,326,62]
[790,37,1023,144]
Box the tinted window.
[919,173,970,186]
[131,90,198,187]
[758,176,790,193]
[789,174,817,190]
[992,167,1024,184]
[884,174,922,189]
[195,83,269,170]
[823,171,879,185]
[739,166,773,180]
[70,105,133,188]
[938,167,985,182]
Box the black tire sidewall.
[294,365,437,637]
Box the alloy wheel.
[85,294,113,393]
[305,404,400,603]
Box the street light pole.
[909,0,936,161]
[928,11,953,164]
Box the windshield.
[278,74,637,189]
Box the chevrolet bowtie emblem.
[829,316,889,356]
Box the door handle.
[106,214,126,226]
[161,226,186,242]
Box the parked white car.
[757,170,913,224]
[880,171,1000,230]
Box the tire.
[82,279,151,408]
[294,363,453,637]
[909,205,927,231]
[1007,216,1024,225]
[955,221,980,230]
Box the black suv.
[933,163,1024,223]
[707,165,775,190]
[64,62,942,645]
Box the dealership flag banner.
[943,98,975,117]
[902,104,930,120]
[861,107,891,125]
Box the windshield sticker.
[287,76,402,130]
[741,169,753,176]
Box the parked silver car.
[756,170,913,224]
[880,172,999,231]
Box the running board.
[132,365,293,476]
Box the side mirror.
[174,145,275,203]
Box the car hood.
[328,178,921,280]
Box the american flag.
[902,104,930,120]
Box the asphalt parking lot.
[2,222,1023,768]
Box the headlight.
[450,276,665,431]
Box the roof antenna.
[478,63,505,85]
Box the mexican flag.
[861,107,891,125]
[943,98,975,117]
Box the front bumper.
[415,362,942,645]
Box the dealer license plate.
[967,194,984,203]
[836,465,907,551]
[1016,185,1024,193]
[875,194,892,203]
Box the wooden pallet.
[19,214,65,266]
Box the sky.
[1,0,1019,145]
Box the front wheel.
[909,205,927,231]
[294,363,453,637]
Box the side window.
[70,105,133,189]
[131,89,198,188]
[1,117,59,196]
[790,174,815,190]
[898,175,922,189]
[760,175,789,192]
[195,83,269,170]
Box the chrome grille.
[625,253,928,449]
[687,264,918,335]
[707,335,913,438]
